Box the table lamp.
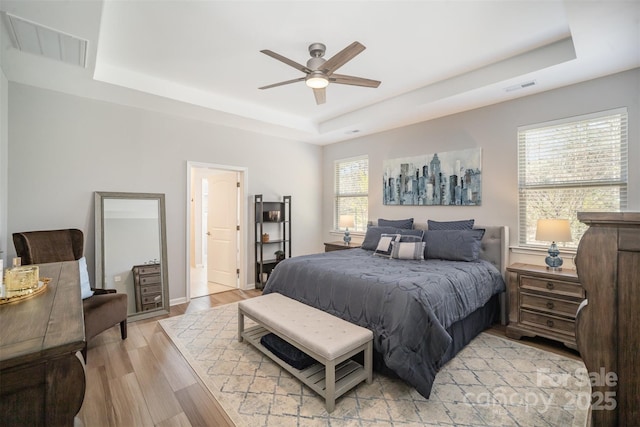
[339,215,355,245]
[535,219,572,270]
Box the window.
[518,108,628,248]
[335,156,368,232]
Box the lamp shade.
[535,219,572,243]
[339,215,355,228]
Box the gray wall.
[6,83,323,303]
[323,69,640,264]
[5,69,638,301]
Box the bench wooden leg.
[238,310,244,342]
[365,341,373,384]
[325,359,336,413]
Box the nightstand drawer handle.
[546,301,554,309]
[546,319,555,328]
[546,282,555,290]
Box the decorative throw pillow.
[79,257,94,299]
[427,219,475,230]
[391,241,426,260]
[373,233,401,257]
[378,218,414,229]
[399,229,424,241]
[424,229,485,261]
[361,226,400,251]
[399,235,422,243]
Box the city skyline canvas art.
[383,148,482,206]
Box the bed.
[262,222,508,399]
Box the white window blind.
[518,108,628,248]
[335,156,368,232]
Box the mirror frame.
[95,191,170,321]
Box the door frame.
[186,161,248,302]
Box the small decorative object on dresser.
[324,241,362,252]
[506,263,584,349]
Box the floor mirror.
[95,191,169,321]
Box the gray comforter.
[262,248,505,398]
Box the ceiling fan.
[259,41,381,105]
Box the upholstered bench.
[238,293,373,412]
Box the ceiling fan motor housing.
[307,56,326,71]
[308,43,326,58]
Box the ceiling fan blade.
[330,74,381,88]
[321,41,366,75]
[313,87,326,105]
[258,77,305,90]
[260,49,311,74]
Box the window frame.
[517,107,628,249]
[334,155,369,233]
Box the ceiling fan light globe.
[306,74,329,89]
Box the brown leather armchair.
[12,229,127,361]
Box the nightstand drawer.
[521,276,585,299]
[520,292,582,318]
[139,274,161,285]
[520,309,575,335]
[141,283,161,295]
[142,293,162,305]
[137,265,161,275]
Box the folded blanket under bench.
[238,293,373,412]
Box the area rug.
[159,303,590,427]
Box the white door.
[206,171,239,287]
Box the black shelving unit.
[255,194,291,289]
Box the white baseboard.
[170,296,188,306]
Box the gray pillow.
[399,229,424,241]
[427,219,475,230]
[361,226,401,251]
[378,218,414,229]
[425,229,485,261]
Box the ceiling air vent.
[5,12,87,67]
[504,80,537,92]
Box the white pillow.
[391,241,426,260]
[373,233,401,257]
[79,257,94,299]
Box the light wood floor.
[76,289,579,426]
[77,289,261,427]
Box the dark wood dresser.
[0,261,86,426]
[133,263,162,311]
[575,212,640,426]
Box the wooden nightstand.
[506,263,585,350]
[324,241,361,252]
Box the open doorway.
[187,162,247,300]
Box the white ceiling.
[1,0,638,145]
